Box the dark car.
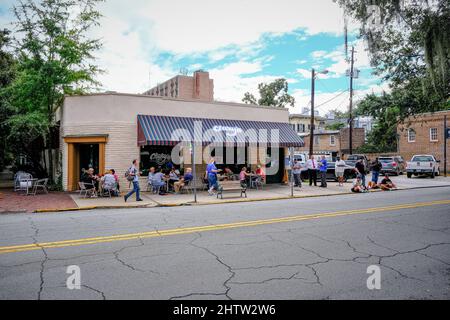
[379,156,406,176]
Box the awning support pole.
[289,147,294,197]
[192,141,197,203]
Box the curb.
[34,203,157,213]
[31,183,450,213]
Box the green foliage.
[325,122,345,131]
[0,29,16,171]
[242,78,295,108]
[2,0,103,179]
[354,93,400,153]
[336,0,450,115]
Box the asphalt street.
[1,187,450,299]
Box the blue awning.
[137,114,304,147]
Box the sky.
[0,0,390,116]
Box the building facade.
[297,128,365,159]
[289,114,326,134]
[398,110,450,173]
[59,91,303,191]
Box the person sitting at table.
[110,169,120,192]
[81,168,98,187]
[168,167,180,189]
[239,167,251,187]
[147,167,156,188]
[256,165,266,182]
[380,174,397,191]
[151,168,167,195]
[101,170,118,196]
[223,167,234,180]
[174,168,193,193]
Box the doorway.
[64,136,107,191]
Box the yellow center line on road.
[1,199,450,255]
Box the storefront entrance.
[64,136,107,191]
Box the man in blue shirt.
[319,155,328,188]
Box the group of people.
[206,157,266,196]
[291,155,329,188]
[80,167,120,197]
[147,166,193,194]
[289,156,398,194]
[351,158,397,193]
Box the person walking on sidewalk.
[124,159,143,202]
[206,157,221,195]
[319,155,328,188]
[306,155,318,186]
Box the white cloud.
[102,0,351,55]
[209,60,297,103]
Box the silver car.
[379,156,406,176]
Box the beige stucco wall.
[60,93,290,191]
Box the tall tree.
[336,0,450,117]
[0,29,16,172]
[242,78,295,108]
[6,0,103,182]
[354,92,400,153]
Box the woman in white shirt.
[335,157,347,186]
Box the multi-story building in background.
[289,114,326,134]
[143,70,214,102]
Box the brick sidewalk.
[0,190,78,213]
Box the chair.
[251,176,264,190]
[146,179,153,192]
[17,173,33,194]
[79,182,97,198]
[31,178,48,195]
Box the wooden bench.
[182,178,208,193]
[216,180,247,199]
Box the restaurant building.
[58,72,304,191]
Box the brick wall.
[298,133,340,154]
[61,123,140,191]
[339,128,365,154]
[398,110,450,173]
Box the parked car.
[379,156,406,176]
[345,154,370,174]
[406,155,440,178]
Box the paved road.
[1,187,450,299]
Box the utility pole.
[309,69,316,157]
[348,46,355,155]
[445,115,447,177]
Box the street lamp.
[309,69,329,157]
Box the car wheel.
[407,173,412,178]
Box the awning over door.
[137,114,304,147]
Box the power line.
[314,89,348,109]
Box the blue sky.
[0,0,388,116]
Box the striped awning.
[137,115,304,147]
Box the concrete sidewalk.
[2,174,449,213]
[122,174,450,207]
